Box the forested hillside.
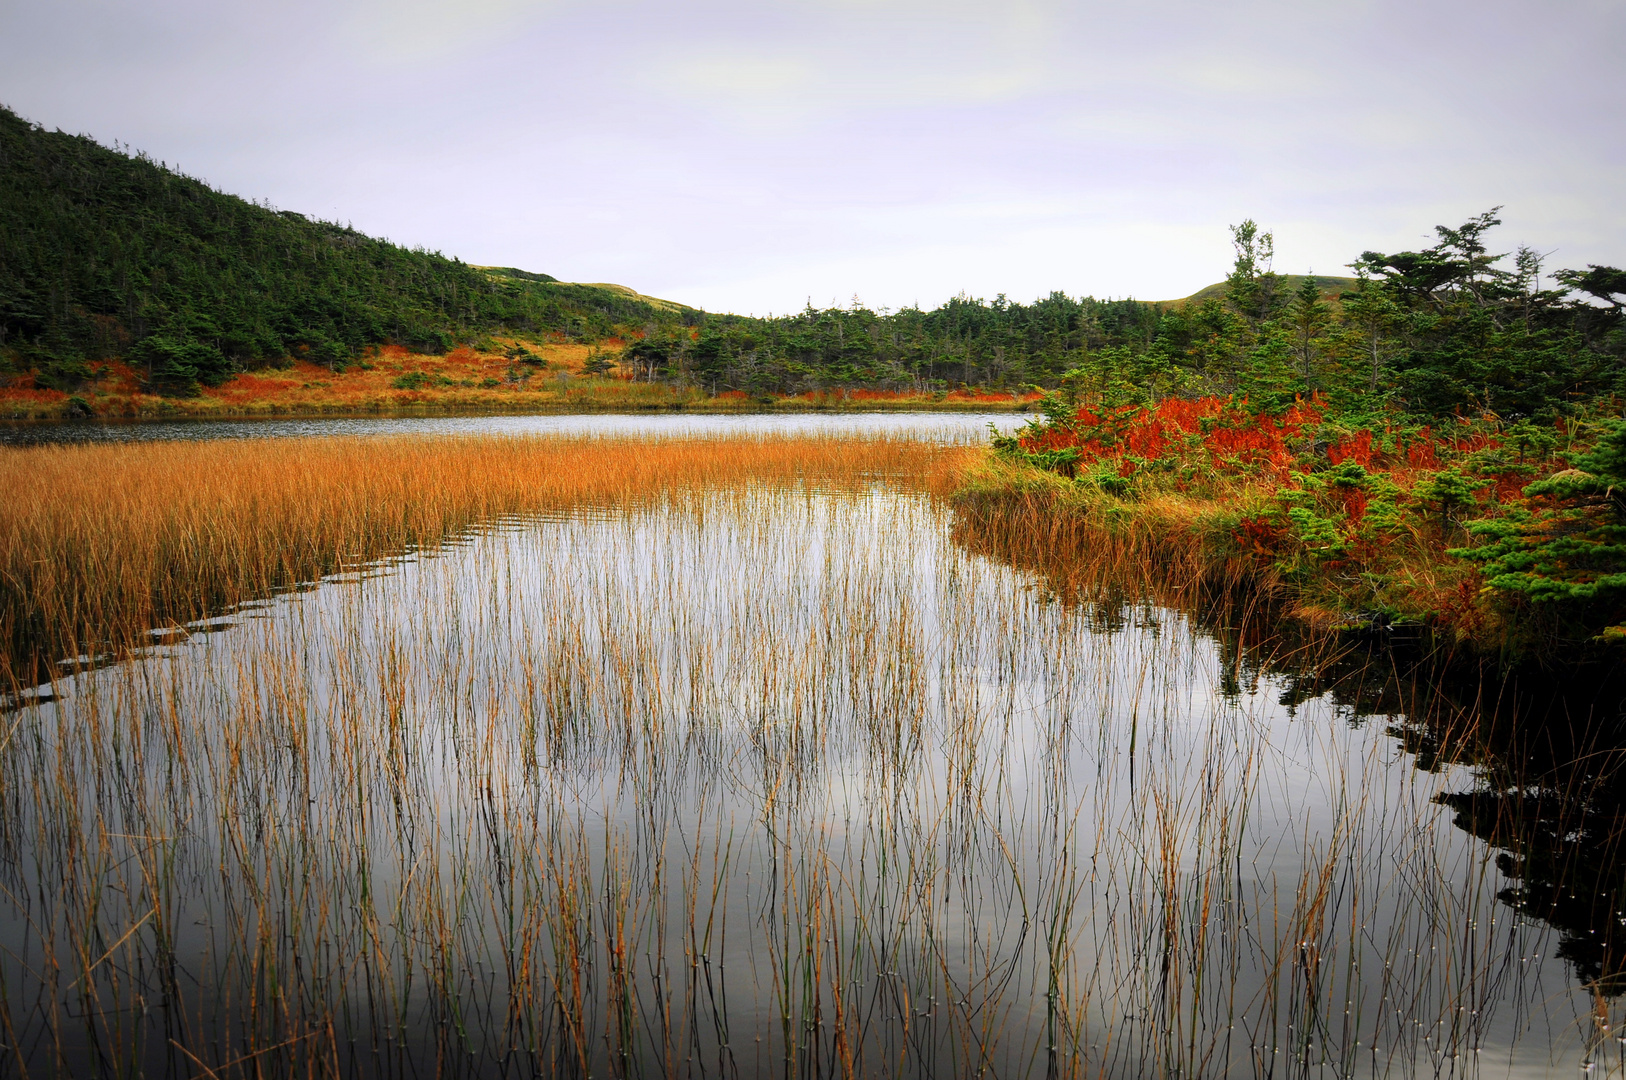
[0,106,697,393]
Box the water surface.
[0,486,1620,1078]
[0,410,1029,445]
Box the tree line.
[622,213,1623,422]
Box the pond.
[1,482,1622,1078]
[0,411,1029,445]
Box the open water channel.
[1,414,1623,1078]
[0,411,1028,446]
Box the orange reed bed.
[0,434,971,685]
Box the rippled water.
[0,410,1029,445]
[0,487,1619,1078]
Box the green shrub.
[1412,469,1478,533]
[1455,418,1626,634]
[1078,460,1131,494]
[133,334,232,395]
[1286,506,1350,558]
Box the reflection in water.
[0,488,1622,1076]
[0,410,1029,446]
[955,500,1626,1007]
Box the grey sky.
[2,0,1621,314]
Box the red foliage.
[1020,394,1322,477]
[1336,487,1369,524]
[1328,430,1374,467]
[0,387,67,405]
[1492,473,1528,500]
[1448,432,1499,455]
[1235,515,1287,555]
[1405,429,1440,470]
[944,389,1033,403]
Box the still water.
[1,485,1621,1078]
[0,411,1029,445]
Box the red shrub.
[1019,394,1322,477]
[1337,488,1369,524]
[1235,515,1286,555]
[1328,430,1374,467]
[1406,429,1440,470]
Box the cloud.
[0,0,1620,314]
[339,0,569,60]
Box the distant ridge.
[475,268,692,315]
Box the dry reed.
[0,433,969,687]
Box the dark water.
[0,411,1030,445]
[2,488,1623,1078]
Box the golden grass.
[952,453,1278,589]
[0,434,972,686]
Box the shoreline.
[1,341,1042,422]
[1,394,1036,424]
[948,450,1613,672]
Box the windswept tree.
[1224,219,1283,323]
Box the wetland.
[1,425,1624,1078]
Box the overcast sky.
[2,0,1621,314]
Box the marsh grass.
[0,438,1622,1078]
[0,434,967,689]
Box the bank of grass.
[951,396,1626,661]
[0,433,971,687]
[0,340,1039,420]
[954,453,1474,630]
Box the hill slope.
[1157,275,1361,308]
[0,106,696,392]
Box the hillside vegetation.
[0,106,699,396]
[6,105,1622,423]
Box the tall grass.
[0,434,967,687]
